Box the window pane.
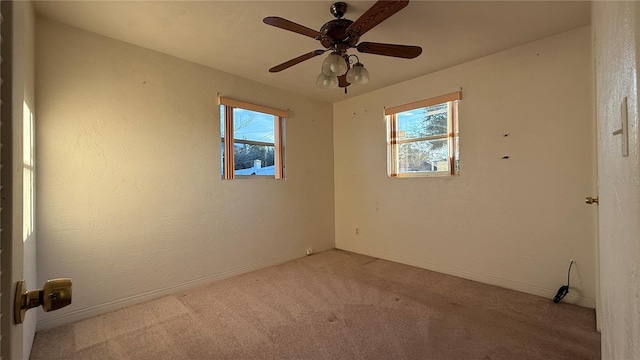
[234,144,275,175]
[220,99,285,180]
[232,108,275,176]
[398,139,449,173]
[220,105,225,176]
[397,103,448,140]
[454,135,460,173]
[233,108,274,143]
[220,105,225,137]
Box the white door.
[593,2,640,359]
[1,1,37,359]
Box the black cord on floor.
[553,260,574,303]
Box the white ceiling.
[34,1,591,103]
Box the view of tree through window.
[397,103,450,172]
[234,144,275,170]
[386,92,460,177]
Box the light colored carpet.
[30,249,600,359]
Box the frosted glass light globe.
[316,72,339,89]
[321,54,348,76]
[346,63,369,85]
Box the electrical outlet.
[306,249,314,255]
[355,227,360,235]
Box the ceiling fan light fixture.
[346,62,369,85]
[264,0,422,92]
[321,53,348,76]
[316,72,339,89]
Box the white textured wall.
[592,2,640,359]
[334,26,597,307]
[35,18,334,329]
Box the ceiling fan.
[263,1,422,92]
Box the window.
[386,91,461,177]
[23,102,35,241]
[219,97,287,179]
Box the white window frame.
[385,91,461,177]
[218,97,287,180]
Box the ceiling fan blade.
[346,0,409,38]
[263,17,323,39]
[269,50,326,73]
[357,42,422,59]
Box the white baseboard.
[36,249,322,331]
[337,244,596,309]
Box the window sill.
[389,172,459,178]
[222,175,277,180]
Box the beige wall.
[593,2,640,359]
[334,26,597,307]
[35,18,335,329]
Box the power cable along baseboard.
[553,259,574,303]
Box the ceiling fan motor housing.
[320,19,359,48]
